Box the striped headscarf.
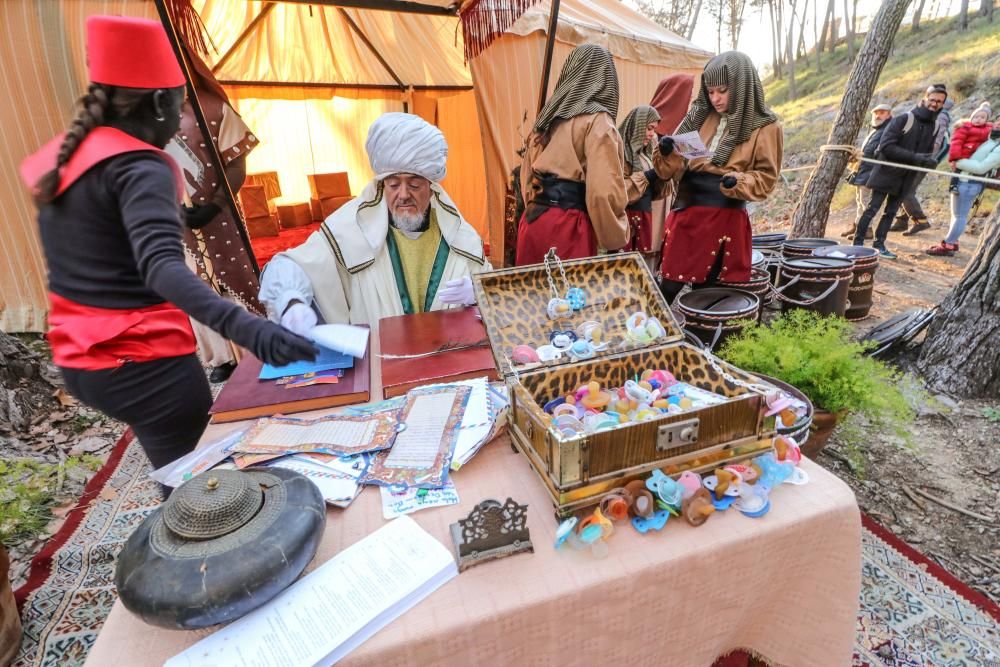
[676,51,777,166]
[532,44,620,136]
[618,105,661,171]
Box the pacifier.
[578,381,612,410]
[512,345,541,365]
[754,453,795,488]
[773,435,802,465]
[677,471,703,499]
[546,298,572,320]
[735,482,771,517]
[600,489,632,522]
[536,344,564,362]
[623,380,656,404]
[550,330,577,350]
[554,517,579,549]
[583,412,617,433]
[568,340,596,360]
[631,509,670,534]
[682,487,716,526]
[566,287,587,311]
[645,317,667,340]
[543,396,566,414]
[624,480,656,518]
[646,469,683,508]
[552,401,583,419]
[577,321,603,342]
[764,391,794,417]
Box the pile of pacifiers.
[555,434,809,556]
[543,370,721,439]
[509,311,669,368]
[764,389,810,429]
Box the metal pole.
[273,0,458,14]
[535,0,561,115]
[153,0,261,277]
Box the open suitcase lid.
[472,252,684,380]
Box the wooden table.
[86,334,862,666]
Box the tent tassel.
[162,0,217,56]
[460,0,543,62]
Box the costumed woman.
[618,105,670,268]
[657,51,783,303]
[19,16,316,472]
[648,74,695,271]
[516,44,629,265]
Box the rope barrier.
[777,144,1000,187]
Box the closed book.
[379,308,497,398]
[307,172,351,199]
[209,348,370,423]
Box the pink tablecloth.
[86,439,860,666]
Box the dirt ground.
[4,200,998,605]
[764,203,1000,605]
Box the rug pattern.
[853,515,1000,667]
[13,436,162,667]
[12,438,1000,666]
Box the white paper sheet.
[267,457,361,505]
[250,419,376,449]
[383,392,457,469]
[380,479,460,519]
[309,323,370,359]
[165,517,457,667]
[149,426,248,487]
[667,130,713,159]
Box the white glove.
[437,276,476,305]
[280,302,318,337]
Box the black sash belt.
[672,171,747,211]
[525,174,587,222]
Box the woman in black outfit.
[20,16,315,471]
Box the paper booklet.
[149,426,248,487]
[234,412,400,456]
[666,130,713,159]
[165,516,458,667]
[380,479,460,519]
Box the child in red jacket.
[948,103,992,190]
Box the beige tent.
[0,0,710,332]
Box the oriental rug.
[11,439,1000,667]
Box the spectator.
[926,116,1000,256]
[894,97,954,236]
[852,84,948,259]
[843,103,892,240]
[948,103,993,165]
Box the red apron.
[627,209,655,253]
[515,208,597,266]
[22,127,194,370]
[660,206,752,284]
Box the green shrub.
[718,310,914,440]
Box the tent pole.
[275,0,457,15]
[337,7,410,111]
[535,0,561,114]
[211,2,277,75]
[152,0,261,278]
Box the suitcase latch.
[656,419,699,451]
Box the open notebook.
[165,516,457,667]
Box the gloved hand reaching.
[643,168,659,187]
[240,319,318,367]
[658,136,675,156]
[721,174,739,189]
[915,154,939,169]
[280,302,318,337]
[183,203,222,230]
[437,276,476,305]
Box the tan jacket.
[659,111,783,202]
[624,152,672,206]
[521,112,629,251]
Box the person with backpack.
[926,115,1000,256]
[852,84,949,258]
[843,103,892,240]
[892,97,953,236]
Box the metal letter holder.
[450,498,533,572]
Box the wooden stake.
[900,484,926,512]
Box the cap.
[872,104,892,112]
[87,16,185,89]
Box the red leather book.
[209,350,371,423]
[379,308,498,398]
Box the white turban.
[365,112,448,183]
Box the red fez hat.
[86,16,186,89]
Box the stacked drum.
[775,256,854,317]
[781,237,839,259]
[812,245,880,320]
[717,250,771,319]
[677,288,760,350]
[751,233,786,286]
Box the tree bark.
[788,0,913,238]
[917,202,1000,398]
[814,0,822,70]
[912,0,927,29]
[818,0,834,51]
[959,0,970,28]
[687,0,703,40]
[787,0,798,99]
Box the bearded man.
[259,113,490,332]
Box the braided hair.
[34,84,111,204]
[34,85,169,204]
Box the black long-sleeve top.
[37,152,258,341]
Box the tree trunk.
[912,0,927,29]
[687,0,703,40]
[787,1,798,99]
[959,0,970,28]
[788,0,913,238]
[769,0,783,77]
[814,0,822,70]
[987,0,995,22]
[828,7,838,52]
[796,0,810,60]
[917,202,1000,397]
[818,0,835,51]
[0,332,57,436]
[843,0,856,60]
[980,0,989,15]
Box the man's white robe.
[259,180,491,326]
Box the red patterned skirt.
[660,206,752,284]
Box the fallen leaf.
[50,501,78,518]
[52,433,69,444]
[53,388,77,407]
[68,436,109,456]
[98,487,119,502]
